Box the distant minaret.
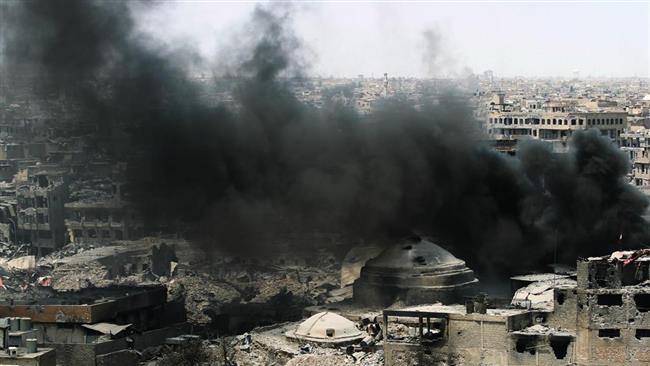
[383,73,389,97]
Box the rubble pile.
[0,243,29,258]
[168,273,241,324]
[168,249,342,328]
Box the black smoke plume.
[2,2,648,274]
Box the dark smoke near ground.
[2,1,648,274]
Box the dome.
[353,236,478,306]
[366,236,466,271]
[285,312,364,344]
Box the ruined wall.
[508,335,575,365]
[445,317,509,364]
[385,312,577,366]
[546,288,578,330]
[576,287,650,364]
[385,317,511,366]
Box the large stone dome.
[353,236,478,306]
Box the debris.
[5,255,36,270]
[299,343,312,354]
[36,276,51,286]
[238,332,252,352]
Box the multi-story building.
[620,125,650,193]
[485,96,628,153]
[16,166,69,255]
[64,198,143,245]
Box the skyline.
[136,1,650,78]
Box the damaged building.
[381,249,650,365]
[16,166,69,255]
[64,199,143,245]
[0,285,187,366]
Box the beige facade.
[486,111,628,144]
[620,126,650,194]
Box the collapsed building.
[380,249,650,365]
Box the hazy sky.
[137,1,650,78]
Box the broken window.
[88,229,97,238]
[636,329,650,339]
[597,294,623,306]
[515,337,536,355]
[598,329,620,338]
[102,230,110,239]
[550,336,571,360]
[557,292,566,305]
[634,294,650,312]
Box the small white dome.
[285,312,363,344]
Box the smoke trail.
[2,2,648,274]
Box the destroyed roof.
[511,278,577,310]
[586,249,650,266]
[285,312,363,344]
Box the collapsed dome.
[285,312,364,344]
[353,236,478,306]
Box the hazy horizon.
[135,1,650,79]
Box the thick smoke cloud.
[2,1,648,274]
